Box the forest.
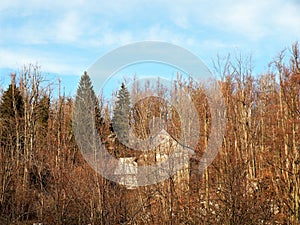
[0,42,299,225]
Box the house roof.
[113,129,194,189]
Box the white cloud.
[140,25,196,47]
[272,1,300,39]
[163,0,300,41]
[0,48,83,75]
[54,11,82,43]
[173,15,190,29]
[3,0,299,44]
[101,30,134,46]
[0,0,299,75]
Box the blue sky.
[0,0,299,96]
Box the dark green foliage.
[0,83,24,120]
[36,94,50,129]
[73,71,101,154]
[0,81,24,154]
[76,71,101,124]
[112,83,131,146]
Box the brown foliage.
[0,43,300,224]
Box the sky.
[0,0,299,96]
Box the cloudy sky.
[0,0,299,95]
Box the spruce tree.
[36,94,50,130]
[112,83,131,146]
[0,83,24,120]
[73,71,101,154]
[0,77,24,156]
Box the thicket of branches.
[0,43,299,224]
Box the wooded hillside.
[0,43,299,224]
